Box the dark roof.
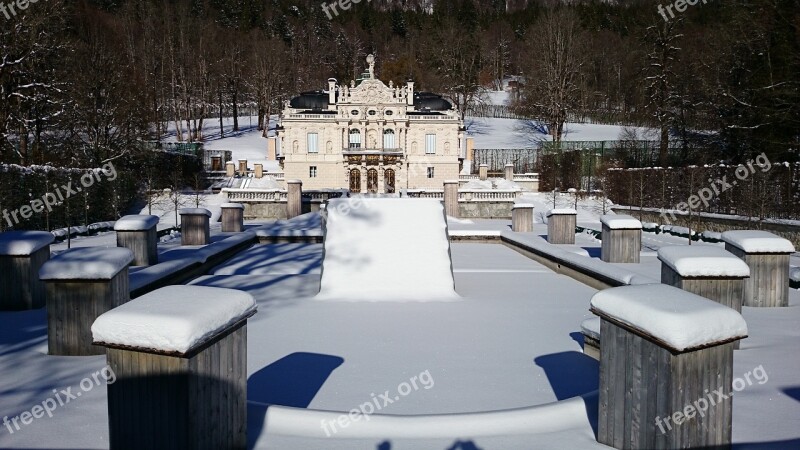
[289,91,333,110]
[413,92,452,111]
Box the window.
[427,167,435,179]
[351,109,360,116]
[309,166,318,178]
[307,133,319,153]
[349,129,361,149]
[383,129,395,149]
[385,110,393,116]
[368,110,377,116]
[425,134,436,154]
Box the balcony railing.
[222,189,287,202]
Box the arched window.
[349,129,361,149]
[383,129,395,149]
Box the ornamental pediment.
[347,79,397,105]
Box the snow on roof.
[114,215,159,231]
[92,285,256,354]
[0,231,54,256]
[39,247,133,280]
[590,284,748,352]
[600,214,642,230]
[721,230,795,253]
[317,198,459,302]
[580,317,600,340]
[221,203,245,209]
[547,209,577,217]
[658,246,750,278]
[179,208,212,217]
[513,203,535,209]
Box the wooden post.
[254,163,264,179]
[221,203,245,233]
[591,284,747,450]
[238,159,248,176]
[512,203,534,232]
[443,180,459,218]
[225,161,236,177]
[722,230,795,307]
[92,285,256,450]
[580,317,600,361]
[114,215,159,266]
[0,231,54,311]
[658,245,750,349]
[600,215,642,263]
[479,164,488,181]
[504,163,514,181]
[547,209,577,244]
[40,247,133,356]
[287,180,303,219]
[179,208,211,245]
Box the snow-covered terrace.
[1,199,799,449]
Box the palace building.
[276,55,465,193]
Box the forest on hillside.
[1,0,798,170]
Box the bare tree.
[515,9,585,143]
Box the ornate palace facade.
[276,55,465,192]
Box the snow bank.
[580,317,601,340]
[0,231,54,256]
[721,230,795,253]
[600,215,642,230]
[39,247,133,280]
[317,198,459,302]
[657,246,750,278]
[114,215,159,231]
[701,230,723,241]
[590,284,748,351]
[179,208,212,217]
[92,285,256,354]
[791,266,800,283]
[547,209,577,217]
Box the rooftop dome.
[289,91,332,110]
[413,92,452,111]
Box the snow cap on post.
[0,231,55,256]
[590,284,748,352]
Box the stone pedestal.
[591,284,747,450]
[287,180,303,219]
[254,163,264,179]
[92,286,256,450]
[114,215,159,266]
[600,215,642,263]
[512,204,534,232]
[443,180,459,218]
[722,230,795,307]
[504,164,514,181]
[0,231,54,311]
[225,161,236,177]
[238,159,248,176]
[40,247,133,356]
[479,164,488,181]
[221,203,245,233]
[547,209,577,244]
[180,208,211,245]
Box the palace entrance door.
[384,169,396,194]
[349,169,361,193]
[367,169,379,193]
